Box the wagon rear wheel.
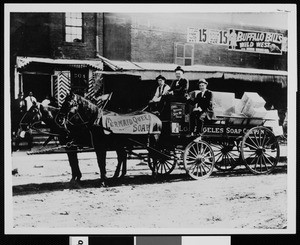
[210,140,240,171]
[183,140,215,180]
[241,126,279,174]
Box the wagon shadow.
[12,173,190,196]
[13,163,287,196]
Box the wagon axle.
[255,146,266,156]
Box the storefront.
[14,56,104,106]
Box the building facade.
[10,12,288,117]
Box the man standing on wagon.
[166,66,189,102]
[189,79,214,135]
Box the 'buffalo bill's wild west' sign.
[187,27,287,55]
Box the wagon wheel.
[183,140,215,180]
[210,140,240,171]
[241,126,280,174]
[148,149,177,176]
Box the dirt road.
[10,150,287,230]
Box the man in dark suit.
[166,66,189,102]
[189,79,214,135]
[12,92,27,135]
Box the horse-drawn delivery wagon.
[19,90,281,183]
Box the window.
[65,13,83,42]
[174,43,194,66]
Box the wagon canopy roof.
[106,60,288,87]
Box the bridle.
[61,95,90,133]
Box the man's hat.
[156,75,166,81]
[198,79,208,85]
[174,66,184,73]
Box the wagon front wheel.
[241,126,279,174]
[148,150,177,176]
[183,140,215,180]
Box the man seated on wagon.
[188,79,214,135]
[148,75,170,116]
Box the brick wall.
[49,13,98,59]
[10,13,52,57]
[118,13,288,71]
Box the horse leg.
[120,148,127,177]
[113,147,127,178]
[94,146,107,186]
[66,149,82,186]
[112,149,121,179]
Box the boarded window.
[174,42,194,66]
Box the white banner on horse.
[102,112,161,135]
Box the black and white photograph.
[4,4,297,234]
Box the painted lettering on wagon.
[203,126,249,135]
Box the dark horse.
[60,92,163,184]
[21,102,127,187]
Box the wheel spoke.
[186,155,197,160]
[203,150,213,157]
[261,130,267,146]
[210,144,222,150]
[185,159,196,165]
[191,163,197,175]
[248,155,258,165]
[263,137,272,148]
[259,128,262,146]
[227,153,237,164]
[191,144,198,156]
[200,164,207,175]
[253,155,260,171]
[244,141,258,150]
[225,154,231,167]
[164,161,171,171]
[196,142,200,155]
[215,153,223,163]
[228,151,240,158]
[187,150,198,159]
[263,153,275,166]
[202,161,212,169]
[198,164,203,176]
[264,152,276,160]
[189,162,197,172]
[162,163,167,174]
[261,154,269,171]
[253,130,260,147]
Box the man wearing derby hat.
[149,75,170,115]
[166,66,189,102]
[189,78,214,135]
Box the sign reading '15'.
[187,28,228,45]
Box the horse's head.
[60,92,79,116]
[59,92,101,131]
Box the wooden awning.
[106,60,288,87]
[16,56,103,70]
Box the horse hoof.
[99,177,108,187]
[99,181,107,188]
